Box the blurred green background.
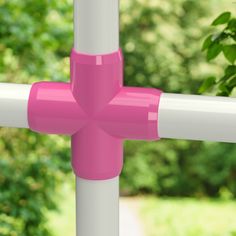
[0,0,236,235]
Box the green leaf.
[212,32,228,42]
[219,83,231,95]
[198,76,216,93]
[233,35,236,42]
[212,12,231,26]
[223,44,236,64]
[225,65,236,76]
[220,65,236,83]
[228,76,236,87]
[227,18,236,31]
[202,35,213,51]
[216,91,229,96]
[207,43,222,61]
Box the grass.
[47,185,236,236]
[47,183,76,236]
[139,197,236,236]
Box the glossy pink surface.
[28,82,86,135]
[28,49,162,180]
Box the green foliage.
[120,0,236,198]
[223,44,236,64]
[0,1,72,235]
[0,129,71,236]
[122,140,236,198]
[120,0,212,94]
[207,43,223,61]
[212,12,231,26]
[200,11,236,96]
[198,76,216,94]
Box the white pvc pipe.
[158,93,236,143]
[0,83,31,128]
[74,0,119,54]
[76,177,119,236]
[74,2,120,236]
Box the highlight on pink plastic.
[28,49,162,180]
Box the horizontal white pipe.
[0,83,31,128]
[158,93,236,143]
[74,0,119,54]
[76,176,119,236]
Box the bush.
[200,11,236,95]
[121,141,236,198]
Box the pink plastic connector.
[28,49,162,180]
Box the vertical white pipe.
[74,0,119,54]
[0,83,31,128]
[74,1,120,236]
[76,177,119,236]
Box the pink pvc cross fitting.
[28,49,162,180]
